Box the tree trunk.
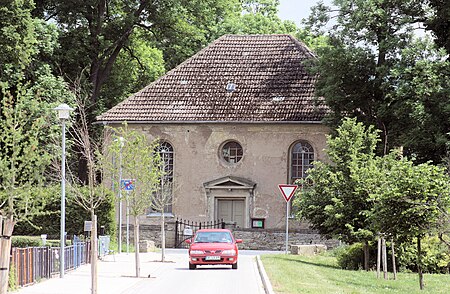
[0,215,15,294]
[377,235,381,279]
[417,236,424,290]
[134,217,140,278]
[391,239,397,280]
[363,240,370,271]
[382,237,388,280]
[91,214,98,294]
[161,212,165,262]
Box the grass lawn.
[261,254,450,294]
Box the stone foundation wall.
[231,228,339,251]
[126,222,339,250]
[122,223,176,248]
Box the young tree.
[67,91,114,294]
[369,154,450,289]
[149,141,177,262]
[105,126,162,277]
[150,180,174,263]
[0,86,60,293]
[295,118,379,270]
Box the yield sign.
[278,184,298,202]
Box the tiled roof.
[97,34,328,123]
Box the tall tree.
[217,0,298,35]
[0,2,74,292]
[0,0,36,85]
[32,0,241,181]
[33,0,240,108]
[426,0,450,56]
[306,0,449,163]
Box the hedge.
[13,185,116,239]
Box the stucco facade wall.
[111,122,329,230]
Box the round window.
[221,141,243,164]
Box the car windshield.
[194,232,233,243]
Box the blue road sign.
[121,179,135,191]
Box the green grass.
[261,254,450,294]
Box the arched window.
[290,141,314,184]
[158,141,174,181]
[152,141,174,214]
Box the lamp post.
[54,103,73,278]
[118,137,124,254]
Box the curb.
[256,255,275,294]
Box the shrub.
[14,185,116,239]
[336,243,365,270]
[397,235,450,274]
[335,242,380,270]
[8,263,17,291]
[11,236,42,248]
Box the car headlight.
[190,250,204,255]
[222,249,236,256]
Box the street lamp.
[117,137,124,254]
[54,103,73,278]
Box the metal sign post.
[278,184,298,254]
[121,179,135,254]
[126,190,130,254]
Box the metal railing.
[174,218,225,248]
[10,240,91,287]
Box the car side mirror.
[185,239,192,244]
[236,239,243,244]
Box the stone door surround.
[203,176,256,228]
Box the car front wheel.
[232,262,238,270]
[189,262,196,270]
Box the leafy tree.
[305,0,449,164]
[217,0,298,35]
[0,0,36,84]
[0,1,73,292]
[295,118,379,270]
[32,0,242,182]
[368,153,450,289]
[0,85,62,293]
[384,39,450,163]
[105,125,162,278]
[426,0,450,56]
[99,32,166,112]
[33,0,240,107]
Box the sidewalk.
[15,252,174,294]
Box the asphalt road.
[15,249,280,294]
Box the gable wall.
[111,122,329,230]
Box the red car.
[186,229,242,270]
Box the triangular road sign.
[278,184,298,202]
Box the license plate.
[205,256,221,261]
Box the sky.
[278,0,333,26]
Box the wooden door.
[217,199,245,228]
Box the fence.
[174,218,225,248]
[10,238,91,287]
